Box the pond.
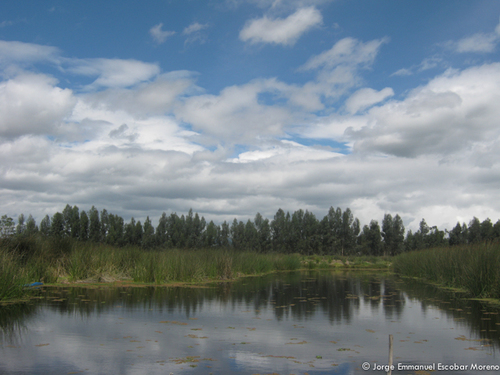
[1,270,500,374]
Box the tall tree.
[382,213,405,256]
[25,214,38,235]
[156,212,168,246]
[218,220,230,248]
[16,213,25,235]
[51,212,65,237]
[88,206,101,242]
[271,209,290,253]
[79,211,89,241]
[40,215,51,236]
[204,220,219,248]
[142,216,155,249]
[448,222,468,246]
[0,215,15,237]
[468,217,482,244]
[360,220,382,255]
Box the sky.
[1,0,500,232]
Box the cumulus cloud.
[80,71,196,115]
[0,73,75,139]
[175,79,294,143]
[2,38,500,234]
[149,23,176,44]
[345,64,500,158]
[239,7,322,46]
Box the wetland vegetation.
[1,204,500,303]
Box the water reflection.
[1,271,500,374]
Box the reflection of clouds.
[2,273,500,374]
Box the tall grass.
[393,242,500,298]
[0,235,302,301]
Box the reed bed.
[393,242,500,298]
[0,236,302,301]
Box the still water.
[1,271,500,375]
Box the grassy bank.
[301,254,391,270]
[393,242,500,298]
[0,235,303,302]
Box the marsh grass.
[0,236,303,301]
[393,243,500,298]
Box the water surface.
[1,271,500,374]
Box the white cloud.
[345,64,500,158]
[0,73,75,139]
[345,87,394,114]
[183,22,209,35]
[228,139,341,163]
[149,23,176,44]
[67,58,160,89]
[0,40,60,67]
[80,71,196,115]
[175,79,293,143]
[453,17,500,53]
[239,6,322,46]
[456,33,498,53]
[301,37,388,71]
[298,37,388,101]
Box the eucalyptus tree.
[88,206,101,242]
[230,219,245,250]
[166,213,186,248]
[51,212,65,237]
[79,211,89,241]
[320,207,342,254]
[0,215,15,237]
[142,216,155,249]
[106,213,124,246]
[156,212,168,246]
[204,220,219,248]
[468,217,482,244]
[244,219,259,251]
[16,213,25,235]
[339,208,360,256]
[100,209,109,240]
[25,214,38,235]
[70,205,80,239]
[40,215,51,236]
[302,210,320,254]
[254,213,271,252]
[134,220,143,246]
[218,220,230,247]
[62,204,73,236]
[359,220,382,255]
[123,217,136,245]
[271,208,290,253]
[382,213,405,256]
[190,212,206,248]
[480,218,494,242]
[448,222,468,246]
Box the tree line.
[1,205,499,255]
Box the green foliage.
[393,243,500,298]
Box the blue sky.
[1,0,500,231]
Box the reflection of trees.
[0,302,37,344]
[398,279,500,348]
[4,271,498,351]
